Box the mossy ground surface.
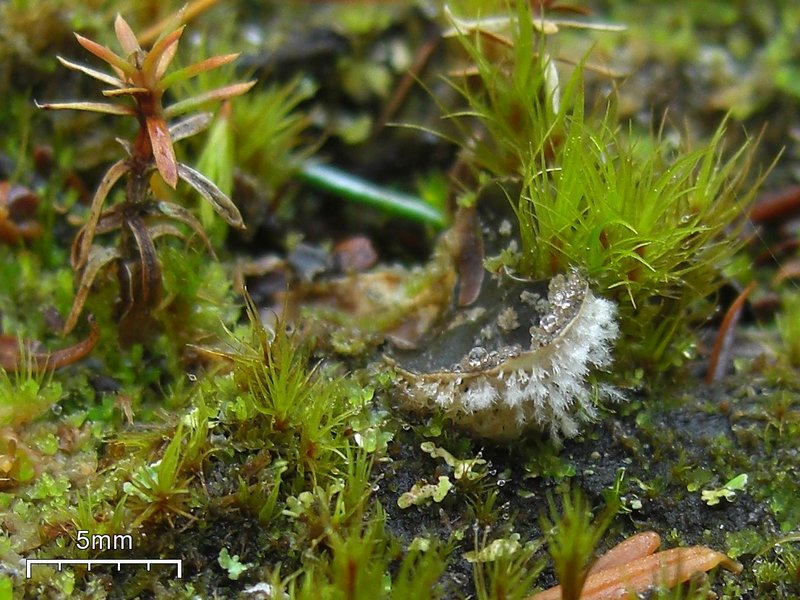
[1,1,799,599]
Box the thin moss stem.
[298,161,447,228]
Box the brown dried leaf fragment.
[588,531,661,575]
[530,532,742,600]
[451,205,485,307]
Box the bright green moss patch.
[1,1,799,598]
[443,0,768,374]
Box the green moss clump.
[443,0,767,374]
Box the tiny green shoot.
[702,473,749,506]
[218,547,250,581]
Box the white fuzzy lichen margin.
[394,273,622,440]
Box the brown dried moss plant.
[37,11,254,343]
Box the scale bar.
[26,559,182,579]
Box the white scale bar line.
[26,559,182,579]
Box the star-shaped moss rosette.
[39,13,253,191]
[37,13,255,335]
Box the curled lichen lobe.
[393,272,622,440]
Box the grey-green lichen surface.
[392,271,621,440]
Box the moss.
[442,0,768,375]
[1,1,800,598]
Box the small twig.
[0,316,99,372]
[706,281,757,384]
[750,184,800,223]
[373,30,440,136]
